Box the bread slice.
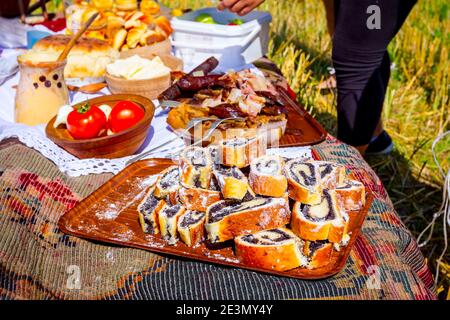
[314,161,346,189]
[249,155,287,197]
[285,160,322,205]
[112,28,127,51]
[303,240,333,269]
[126,24,147,49]
[179,147,213,189]
[235,228,307,271]
[137,187,166,234]
[219,135,266,168]
[213,166,250,200]
[158,204,186,245]
[291,189,345,242]
[177,210,206,247]
[205,197,291,243]
[154,165,181,200]
[178,187,221,212]
[335,179,366,211]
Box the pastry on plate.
[205,197,290,243]
[178,187,221,212]
[335,179,366,211]
[291,189,346,243]
[154,165,181,200]
[285,160,322,205]
[213,166,251,200]
[219,135,266,168]
[179,146,213,189]
[177,210,206,247]
[303,240,333,269]
[235,228,307,271]
[249,155,287,197]
[158,203,186,245]
[137,186,166,234]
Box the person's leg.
[322,0,335,37]
[373,51,391,136]
[318,0,337,91]
[332,0,416,153]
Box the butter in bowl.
[105,54,183,100]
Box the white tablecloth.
[0,49,311,177]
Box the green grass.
[168,0,450,297]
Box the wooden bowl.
[45,94,155,159]
[105,54,183,100]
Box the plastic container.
[171,8,272,71]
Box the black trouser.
[332,0,416,146]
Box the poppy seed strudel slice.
[291,189,345,242]
[285,159,322,205]
[235,228,307,271]
[315,161,346,189]
[138,187,166,235]
[178,187,222,212]
[219,135,266,168]
[335,179,366,211]
[179,146,212,189]
[177,210,206,247]
[213,166,251,200]
[205,197,291,243]
[249,155,287,197]
[158,204,186,245]
[154,165,181,200]
[303,240,333,269]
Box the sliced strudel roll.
[291,189,345,242]
[249,155,287,197]
[158,204,186,245]
[315,161,346,189]
[207,145,221,167]
[138,187,166,235]
[154,165,181,199]
[213,166,251,200]
[179,146,212,189]
[205,197,291,243]
[219,135,266,168]
[235,228,307,271]
[242,187,257,201]
[303,240,333,269]
[177,210,206,247]
[335,179,366,211]
[178,187,222,212]
[285,160,322,205]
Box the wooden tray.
[59,158,373,280]
[277,87,327,147]
[182,86,327,148]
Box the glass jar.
[15,57,69,126]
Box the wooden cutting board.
[59,158,373,280]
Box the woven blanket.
[0,136,436,300]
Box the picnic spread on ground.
[0,1,437,300]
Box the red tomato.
[108,101,145,133]
[67,103,107,139]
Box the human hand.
[217,0,265,16]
